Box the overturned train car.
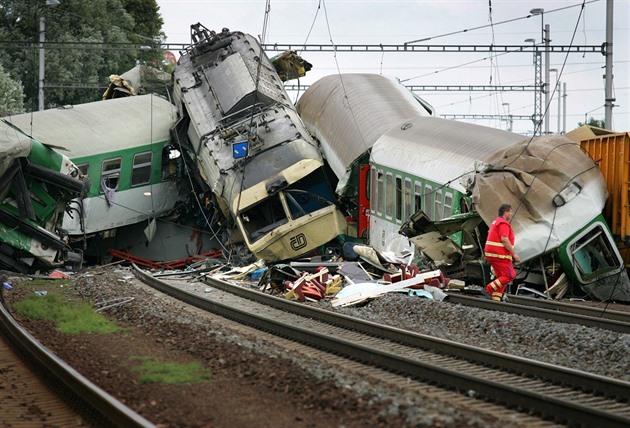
[172,25,345,261]
[297,73,630,301]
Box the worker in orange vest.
[484,204,520,301]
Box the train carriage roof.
[3,95,177,159]
[297,73,432,181]
[371,115,525,192]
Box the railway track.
[133,264,630,428]
[0,286,155,427]
[447,294,630,333]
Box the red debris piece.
[49,270,69,279]
[284,268,330,302]
[106,248,224,270]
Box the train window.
[239,194,288,242]
[571,225,620,280]
[385,172,393,219]
[395,176,402,222]
[162,146,181,180]
[376,170,384,215]
[131,151,152,186]
[285,189,332,220]
[424,185,434,219]
[434,189,443,221]
[443,192,453,219]
[404,178,412,219]
[101,158,121,192]
[414,182,422,214]
[77,163,89,177]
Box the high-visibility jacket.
[484,216,514,261]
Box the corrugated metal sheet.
[581,132,630,241]
[296,74,431,180]
[4,95,177,159]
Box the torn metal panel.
[270,51,312,82]
[0,119,87,271]
[400,211,483,265]
[471,135,608,263]
[0,121,31,201]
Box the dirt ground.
[3,270,416,428]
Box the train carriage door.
[358,164,370,239]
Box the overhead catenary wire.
[319,0,371,154]
[404,0,601,45]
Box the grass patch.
[130,356,212,384]
[12,293,118,334]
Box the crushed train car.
[296,73,630,301]
[0,119,88,272]
[5,95,218,263]
[171,25,345,261]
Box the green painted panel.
[72,140,169,198]
[28,140,64,171]
[0,223,32,252]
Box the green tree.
[578,117,606,129]
[122,0,165,66]
[0,0,164,110]
[0,62,24,114]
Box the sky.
[155,0,629,134]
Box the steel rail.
[0,290,155,427]
[507,294,630,323]
[447,294,630,333]
[132,264,630,427]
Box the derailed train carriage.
[4,95,216,263]
[171,25,345,261]
[297,73,630,301]
[0,119,88,272]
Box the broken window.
[77,163,89,177]
[131,151,152,187]
[571,225,620,280]
[101,158,121,192]
[370,167,377,214]
[285,189,333,220]
[283,169,335,220]
[162,145,181,180]
[239,194,288,242]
